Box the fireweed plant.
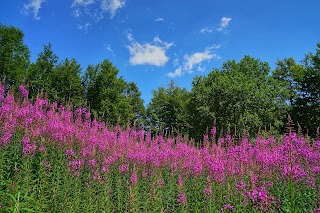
[0,85,319,212]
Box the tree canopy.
[84,59,145,126]
[147,81,190,134]
[0,24,30,87]
[1,23,320,139]
[189,56,288,139]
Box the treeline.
[1,24,319,140]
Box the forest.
[1,24,320,140]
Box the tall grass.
[0,85,319,212]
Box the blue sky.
[1,0,320,104]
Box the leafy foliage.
[274,44,320,136]
[27,43,58,100]
[147,81,190,134]
[189,56,288,140]
[84,59,145,126]
[0,24,30,87]
[51,58,84,106]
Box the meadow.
[0,85,319,212]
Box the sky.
[1,0,320,105]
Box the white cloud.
[22,0,45,20]
[184,50,214,70]
[155,17,164,22]
[153,36,174,49]
[217,17,232,31]
[72,0,95,7]
[106,44,113,53]
[91,9,104,23]
[101,0,125,19]
[71,0,125,26]
[127,33,134,42]
[72,9,82,17]
[167,66,183,78]
[197,66,205,72]
[76,23,91,32]
[200,27,212,33]
[208,44,221,50]
[173,58,179,67]
[167,45,220,78]
[127,34,173,66]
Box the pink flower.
[38,144,46,153]
[0,85,4,102]
[0,132,12,147]
[210,126,217,137]
[223,204,234,211]
[178,176,183,188]
[88,159,97,169]
[19,85,28,98]
[142,170,148,179]
[157,179,165,186]
[177,193,187,205]
[21,136,36,157]
[203,187,212,197]
[130,171,138,185]
[66,148,75,158]
[119,164,129,174]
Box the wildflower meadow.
[0,85,319,212]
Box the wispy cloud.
[71,0,126,26]
[22,0,45,20]
[127,33,134,42]
[217,17,232,31]
[106,44,113,53]
[155,17,164,22]
[173,58,179,67]
[127,34,173,66]
[72,0,95,7]
[76,22,91,32]
[200,27,212,33]
[167,66,183,78]
[100,0,125,19]
[167,45,220,78]
[72,9,82,18]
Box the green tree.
[0,24,30,87]
[123,82,146,124]
[273,57,302,107]
[51,58,84,106]
[189,56,288,140]
[273,44,320,136]
[27,43,58,99]
[147,81,190,134]
[85,59,145,126]
[294,44,320,135]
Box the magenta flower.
[0,85,4,102]
[130,171,138,185]
[21,136,36,157]
[119,164,129,174]
[157,179,165,186]
[177,193,187,205]
[19,85,29,98]
[210,126,217,137]
[88,159,97,169]
[38,144,46,153]
[203,187,212,197]
[142,170,148,179]
[66,148,75,158]
[178,176,183,188]
[223,204,234,211]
